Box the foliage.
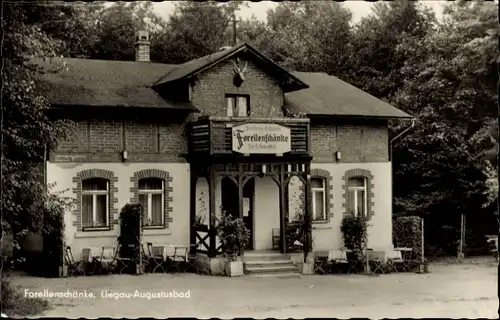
[341,215,367,262]
[1,272,50,316]
[37,184,72,277]
[215,210,250,261]
[482,160,498,209]
[118,203,144,262]
[256,2,353,76]
[393,216,423,261]
[152,1,247,63]
[390,1,498,252]
[2,2,73,257]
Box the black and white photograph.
[1,0,498,318]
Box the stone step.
[243,252,291,262]
[244,260,293,267]
[248,272,301,279]
[245,264,298,274]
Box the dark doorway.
[221,177,254,250]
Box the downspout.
[389,119,416,161]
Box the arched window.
[311,177,326,221]
[347,177,367,217]
[82,178,109,229]
[138,178,164,227]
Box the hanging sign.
[232,123,291,154]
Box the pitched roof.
[31,47,412,119]
[32,57,198,111]
[153,42,308,93]
[285,72,412,119]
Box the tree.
[151,1,246,64]
[2,2,72,248]
[255,2,354,75]
[390,0,498,250]
[347,0,436,97]
[90,2,167,61]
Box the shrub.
[118,203,144,263]
[341,215,368,263]
[215,210,250,261]
[8,183,71,277]
[1,272,49,316]
[393,216,423,261]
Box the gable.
[152,43,308,93]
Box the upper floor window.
[226,94,250,117]
[138,178,164,227]
[311,177,326,221]
[82,178,109,229]
[347,177,367,217]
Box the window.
[138,178,164,227]
[82,178,109,229]
[226,95,249,117]
[347,177,367,217]
[311,177,326,221]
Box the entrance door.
[221,177,254,250]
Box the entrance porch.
[189,161,313,258]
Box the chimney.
[135,30,150,62]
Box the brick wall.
[53,119,188,163]
[190,54,284,119]
[311,120,389,163]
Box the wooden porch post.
[238,164,244,256]
[189,167,197,249]
[208,164,217,257]
[279,164,287,254]
[303,163,313,262]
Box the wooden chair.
[313,251,329,275]
[367,250,386,274]
[166,246,188,274]
[147,242,166,273]
[328,249,349,274]
[185,244,200,274]
[65,246,85,276]
[386,250,405,273]
[114,243,136,274]
[97,246,118,274]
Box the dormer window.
[226,94,250,117]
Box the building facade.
[38,33,412,259]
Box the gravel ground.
[11,258,498,319]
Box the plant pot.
[415,262,428,274]
[225,260,243,277]
[298,262,314,275]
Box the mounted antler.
[232,58,248,82]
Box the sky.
[153,1,446,24]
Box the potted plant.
[341,214,368,273]
[118,203,144,274]
[215,210,250,277]
[292,213,314,274]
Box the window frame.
[138,178,165,228]
[311,177,327,221]
[347,177,367,217]
[225,94,250,117]
[81,179,110,231]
